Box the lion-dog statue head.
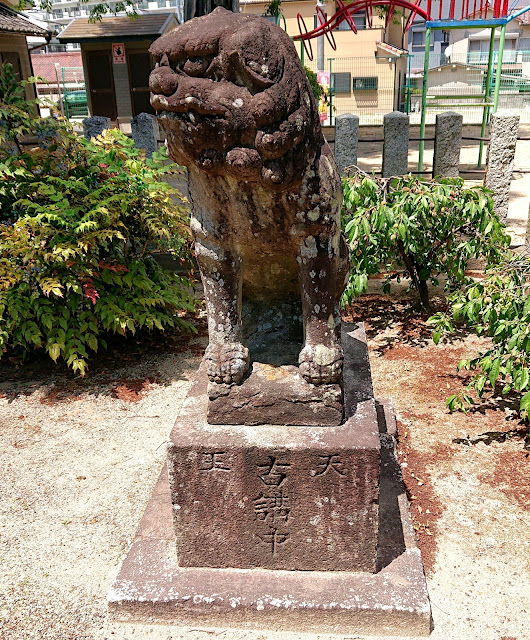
[149,7,319,188]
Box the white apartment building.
[27,0,184,51]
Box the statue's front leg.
[195,238,249,385]
[297,233,347,385]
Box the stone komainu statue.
[149,7,349,387]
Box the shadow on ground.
[343,293,473,356]
[0,314,207,403]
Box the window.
[411,28,434,50]
[314,12,326,29]
[468,38,517,63]
[52,9,64,18]
[337,10,366,30]
[157,0,167,7]
[412,30,424,46]
[352,10,366,29]
[331,72,351,93]
[169,0,178,6]
[137,0,148,7]
[352,76,378,90]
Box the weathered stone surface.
[432,111,463,178]
[382,111,409,178]
[335,113,359,176]
[107,394,432,635]
[149,8,350,394]
[167,323,380,571]
[207,362,343,425]
[485,111,520,222]
[131,112,160,157]
[83,115,111,140]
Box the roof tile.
[0,2,49,36]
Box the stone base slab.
[108,399,432,636]
[207,362,343,426]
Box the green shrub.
[264,0,282,17]
[429,251,530,419]
[342,172,510,311]
[304,67,323,102]
[0,64,194,375]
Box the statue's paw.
[299,343,343,385]
[206,342,250,385]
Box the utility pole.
[317,0,326,71]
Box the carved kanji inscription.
[310,454,346,477]
[198,451,230,472]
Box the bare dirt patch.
[111,377,158,402]
[489,448,530,511]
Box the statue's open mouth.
[158,109,226,132]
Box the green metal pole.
[478,28,496,167]
[492,23,507,113]
[300,41,304,67]
[329,57,333,127]
[418,27,431,174]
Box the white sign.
[317,70,330,88]
[112,43,126,64]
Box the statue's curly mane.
[149,7,322,187]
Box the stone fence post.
[82,116,111,141]
[484,111,520,222]
[131,112,160,158]
[432,111,463,178]
[382,111,409,178]
[334,113,359,176]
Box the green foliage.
[429,251,530,418]
[0,65,195,375]
[304,67,323,102]
[375,6,403,25]
[342,172,510,311]
[264,0,282,17]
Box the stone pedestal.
[433,111,463,178]
[207,363,343,426]
[108,323,432,634]
[485,111,520,222]
[382,111,410,178]
[335,113,359,176]
[131,112,160,157]
[83,115,111,140]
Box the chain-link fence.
[305,51,530,125]
[407,51,530,124]
[61,67,88,119]
[305,55,407,126]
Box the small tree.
[342,172,510,312]
[429,250,530,420]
